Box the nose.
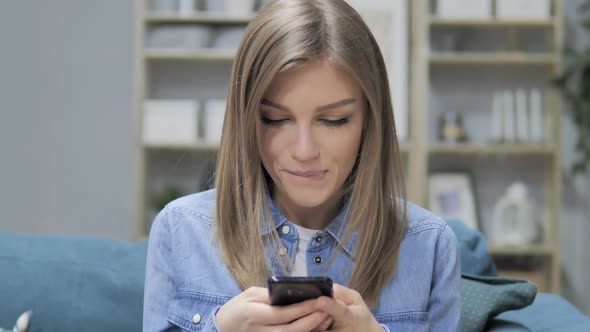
[291,125,319,161]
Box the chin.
[282,187,333,208]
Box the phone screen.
[268,276,333,306]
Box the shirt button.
[192,313,201,324]
[315,235,322,243]
[314,256,322,264]
[279,247,288,256]
[281,225,290,235]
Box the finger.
[256,298,319,325]
[333,283,361,305]
[312,316,334,332]
[315,295,352,324]
[281,311,328,332]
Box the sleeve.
[143,208,222,332]
[428,224,462,332]
[143,207,176,331]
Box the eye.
[321,117,350,127]
[260,115,289,128]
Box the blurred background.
[1,0,589,317]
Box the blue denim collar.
[260,189,357,257]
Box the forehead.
[264,59,362,102]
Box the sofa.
[1,221,589,332]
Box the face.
[256,58,365,210]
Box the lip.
[286,170,327,183]
[289,170,326,177]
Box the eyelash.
[259,116,350,128]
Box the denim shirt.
[143,189,461,331]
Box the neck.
[272,190,343,230]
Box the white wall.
[0,0,135,240]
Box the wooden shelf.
[429,52,556,65]
[144,48,235,61]
[429,17,555,28]
[144,142,219,151]
[428,143,555,155]
[489,244,554,256]
[145,12,254,24]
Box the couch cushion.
[0,232,147,332]
[447,220,497,276]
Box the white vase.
[490,182,539,246]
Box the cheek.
[332,130,362,165]
[316,130,362,177]
[257,127,288,167]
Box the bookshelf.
[134,0,564,294]
[410,0,563,293]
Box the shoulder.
[151,189,217,236]
[403,201,458,249]
[405,201,450,236]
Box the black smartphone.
[268,276,333,306]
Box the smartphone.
[268,276,333,306]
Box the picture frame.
[428,172,480,230]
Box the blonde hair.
[214,0,407,308]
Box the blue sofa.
[0,222,588,332]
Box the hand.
[215,286,334,332]
[314,284,383,332]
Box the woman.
[143,0,461,331]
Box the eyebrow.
[261,98,356,112]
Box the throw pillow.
[461,274,537,332]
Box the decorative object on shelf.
[490,89,545,143]
[146,25,212,49]
[431,31,460,52]
[502,90,516,142]
[488,182,540,246]
[151,185,186,212]
[202,99,227,143]
[436,0,491,19]
[515,88,529,142]
[495,0,551,20]
[529,88,544,143]
[554,0,590,175]
[143,100,199,145]
[223,0,256,14]
[211,26,247,49]
[203,0,224,12]
[178,0,194,16]
[491,91,503,142]
[150,0,178,12]
[354,1,409,141]
[203,0,256,14]
[428,172,479,231]
[438,111,468,143]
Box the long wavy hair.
[214,0,407,308]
